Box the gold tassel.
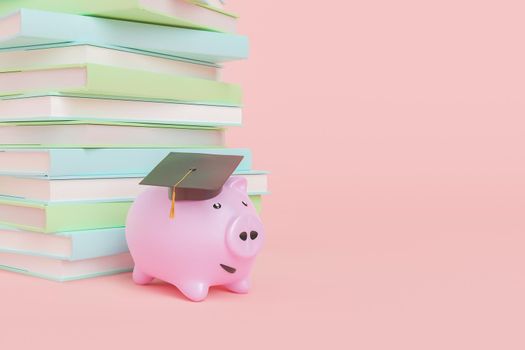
[169,168,195,220]
[169,185,176,219]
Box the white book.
[130,0,235,32]
[194,0,226,11]
[0,95,241,126]
[0,251,133,281]
[0,122,224,148]
[0,45,219,80]
[0,172,268,202]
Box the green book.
[0,0,237,32]
[0,195,262,233]
[0,197,132,233]
[0,64,242,106]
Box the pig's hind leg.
[133,266,154,285]
[224,278,251,294]
[176,281,209,302]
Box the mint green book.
[0,197,132,233]
[0,0,237,32]
[0,195,262,233]
[0,64,242,106]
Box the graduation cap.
[140,152,243,219]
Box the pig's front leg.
[176,281,210,302]
[224,278,251,294]
[132,267,154,285]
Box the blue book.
[0,9,248,63]
[0,148,253,177]
[0,226,128,261]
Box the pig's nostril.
[250,231,258,240]
[239,232,248,241]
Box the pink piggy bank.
[125,177,265,301]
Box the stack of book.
[0,0,268,282]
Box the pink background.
[2,1,525,349]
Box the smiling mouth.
[220,264,237,274]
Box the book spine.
[70,228,128,261]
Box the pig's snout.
[239,230,259,241]
[226,215,264,258]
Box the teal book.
[0,64,242,106]
[0,0,238,33]
[0,148,253,177]
[0,9,248,63]
[0,226,128,261]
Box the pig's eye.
[242,201,248,207]
[213,203,222,209]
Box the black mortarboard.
[140,152,243,219]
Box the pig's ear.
[226,176,248,193]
